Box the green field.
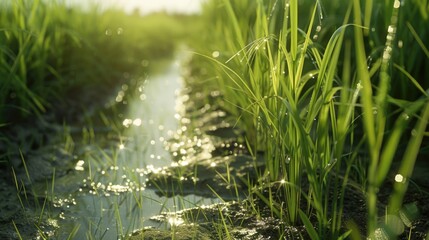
[1,0,428,239]
[0,0,197,124]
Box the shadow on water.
[52,54,220,239]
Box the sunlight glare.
[64,0,205,15]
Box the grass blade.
[299,209,320,240]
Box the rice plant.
[2,0,428,238]
[197,0,429,238]
[0,0,192,124]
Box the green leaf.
[299,209,320,240]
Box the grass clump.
[194,0,429,238]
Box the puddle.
[49,54,220,239]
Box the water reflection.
[54,55,219,239]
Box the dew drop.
[133,118,142,126]
[394,174,406,183]
[394,0,401,8]
[383,48,392,60]
[212,51,220,58]
[105,29,112,36]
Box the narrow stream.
[52,55,219,239]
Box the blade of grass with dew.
[388,101,429,213]
[353,0,379,234]
[375,98,427,187]
[321,4,358,235]
[373,0,401,186]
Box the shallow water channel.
[52,56,219,239]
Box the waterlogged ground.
[51,56,224,239]
[1,55,223,239]
[2,53,429,240]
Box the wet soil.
[1,55,429,239]
[130,58,429,239]
[0,118,75,239]
[0,59,181,239]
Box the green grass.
[195,0,429,238]
[0,1,201,239]
[2,0,429,239]
[0,0,197,124]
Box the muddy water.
[52,55,219,239]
